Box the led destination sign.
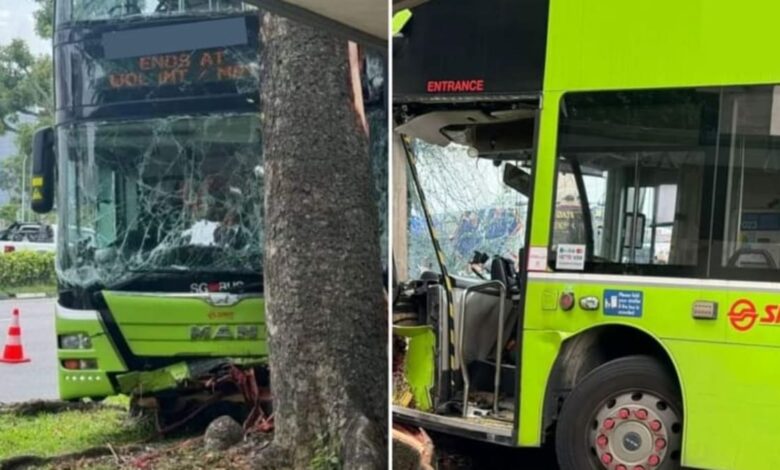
[107,49,252,89]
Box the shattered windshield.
[58,0,253,23]
[408,140,529,278]
[57,114,263,288]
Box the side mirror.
[31,127,55,214]
[503,163,532,197]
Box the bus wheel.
[555,355,683,470]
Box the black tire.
[555,355,683,470]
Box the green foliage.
[0,40,52,134]
[0,118,53,201]
[0,39,53,213]
[0,203,20,225]
[0,250,55,288]
[0,1,55,211]
[34,0,55,39]
[310,433,342,470]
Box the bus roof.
[546,0,780,93]
[394,0,780,102]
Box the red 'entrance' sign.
[426,79,485,93]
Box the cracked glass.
[57,114,263,288]
[408,140,529,279]
[60,0,253,23]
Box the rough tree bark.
[258,13,387,470]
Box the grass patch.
[0,397,154,460]
[0,283,57,296]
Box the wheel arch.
[540,324,684,444]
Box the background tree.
[0,0,54,224]
[259,14,387,470]
[33,0,55,39]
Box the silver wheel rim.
[589,391,682,469]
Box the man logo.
[190,325,259,340]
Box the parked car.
[0,222,54,243]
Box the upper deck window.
[57,0,254,26]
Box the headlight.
[59,333,92,350]
[62,359,98,370]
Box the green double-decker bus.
[30,0,387,417]
[392,1,780,469]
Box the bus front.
[36,0,266,405]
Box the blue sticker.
[603,290,643,318]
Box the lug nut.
[601,453,613,464]
[604,418,615,430]
[635,408,648,420]
[633,466,646,470]
[618,408,630,419]
[616,465,627,470]
[648,454,661,466]
[597,434,608,447]
[655,438,666,450]
[650,420,662,431]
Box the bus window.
[552,89,719,277]
[714,86,780,279]
[64,0,248,23]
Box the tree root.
[342,414,386,470]
[252,442,291,470]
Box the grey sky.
[0,0,51,56]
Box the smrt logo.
[727,298,780,332]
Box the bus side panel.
[665,339,780,470]
[519,278,729,465]
[518,328,564,446]
[545,0,780,93]
[528,91,561,248]
[517,89,564,445]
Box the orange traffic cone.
[0,308,30,363]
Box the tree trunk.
[259,13,387,470]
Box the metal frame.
[393,406,514,442]
[457,280,507,417]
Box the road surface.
[0,298,58,404]
[431,431,559,469]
